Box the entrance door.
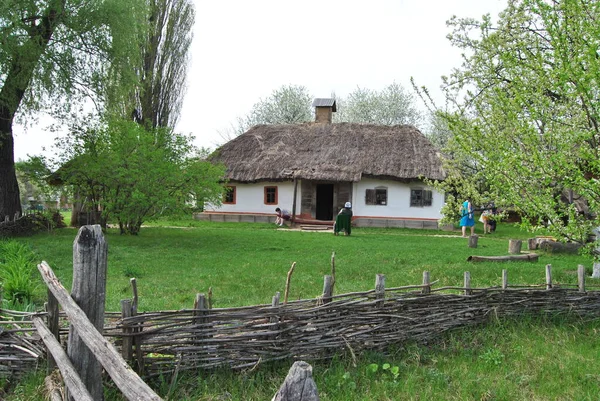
[316,184,334,220]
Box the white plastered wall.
[352,178,444,219]
[205,181,300,214]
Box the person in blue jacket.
[460,198,475,237]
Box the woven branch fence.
[2,265,600,383]
[96,265,600,378]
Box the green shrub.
[0,240,38,304]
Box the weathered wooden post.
[508,239,522,254]
[578,265,586,293]
[527,238,537,250]
[272,361,319,401]
[46,289,60,374]
[67,225,107,401]
[193,293,208,343]
[375,274,385,307]
[120,299,133,361]
[502,269,508,290]
[422,271,431,294]
[468,235,478,248]
[270,292,281,340]
[463,271,471,295]
[545,264,552,289]
[322,275,334,304]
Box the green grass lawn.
[5,219,600,400]
[21,220,592,312]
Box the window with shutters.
[410,189,433,207]
[365,187,387,205]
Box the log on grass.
[467,254,539,262]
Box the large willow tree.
[440,0,600,254]
[0,0,145,220]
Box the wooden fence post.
[545,264,552,289]
[502,269,508,290]
[322,275,333,304]
[46,289,60,374]
[464,271,471,295]
[270,292,281,340]
[120,299,133,361]
[468,235,478,248]
[375,274,385,307]
[509,239,522,254]
[67,225,107,401]
[422,271,431,294]
[578,265,586,293]
[129,277,144,374]
[193,293,208,343]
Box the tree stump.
[468,235,478,248]
[272,361,319,401]
[508,239,522,254]
[527,238,537,250]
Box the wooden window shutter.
[365,189,376,205]
[423,190,433,206]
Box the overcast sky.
[13,0,507,161]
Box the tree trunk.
[0,120,21,221]
[0,2,65,220]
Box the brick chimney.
[312,98,337,124]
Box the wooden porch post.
[291,177,299,225]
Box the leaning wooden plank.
[37,261,163,401]
[467,254,539,262]
[32,316,94,401]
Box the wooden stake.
[545,264,552,289]
[578,264,586,293]
[468,235,478,248]
[322,275,334,304]
[331,252,336,290]
[284,262,296,305]
[508,239,522,254]
[120,299,133,361]
[464,271,471,295]
[422,271,431,294]
[375,274,385,307]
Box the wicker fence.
[97,265,600,378]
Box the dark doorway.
[316,184,334,220]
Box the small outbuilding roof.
[210,123,445,183]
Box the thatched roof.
[210,123,445,183]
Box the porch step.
[300,225,333,231]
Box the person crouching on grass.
[275,208,291,226]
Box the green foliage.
[0,0,146,120]
[366,362,400,381]
[231,84,314,136]
[0,240,38,304]
[438,0,600,249]
[478,348,505,366]
[53,119,225,234]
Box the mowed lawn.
[23,220,592,312]
[9,220,600,401]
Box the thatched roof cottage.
[198,99,446,228]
